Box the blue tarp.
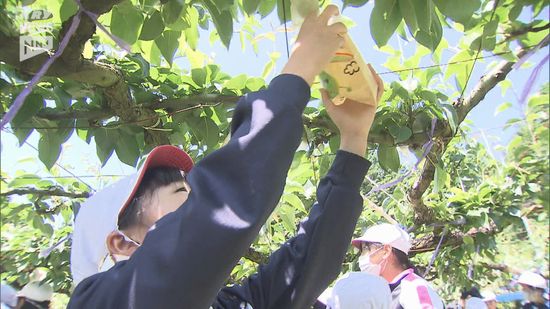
[496,291,524,302]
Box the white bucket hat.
[70,145,193,286]
[326,272,391,309]
[17,282,53,302]
[518,271,547,289]
[352,223,412,254]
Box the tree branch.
[409,225,498,255]
[1,187,91,199]
[503,22,550,43]
[244,247,269,264]
[480,262,521,275]
[0,0,169,145]
[145,94,241,111]
[406,37,550,224]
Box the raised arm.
[213,150,370,309]
[214,63,384,309]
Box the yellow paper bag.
[321,34,381,106]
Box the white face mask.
[117,230,141,246]
[358,247,385,275]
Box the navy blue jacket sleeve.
[68,74,311,309]
[213,151,370,309]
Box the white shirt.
[390,269,444,309]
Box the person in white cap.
[68,5,385,309]
[481,290,497,309]
[351,223,444,308]
[461,287,484,308]
[15,282,53,309]
[517,271,548,309]
[317,272,392,309]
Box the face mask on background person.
[358,247,386,275]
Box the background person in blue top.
[68,5,384,309]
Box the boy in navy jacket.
[69,5,383,308]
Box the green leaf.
[396,21,408,41]
[440,103,458,134]
[329,136,340,153]
[276,0,291,23]
[445,49,474,91]
[202,0,233,48]
[532,1,547,17]
[499,79,512,96]
[193,117,219,149]
[433,162,447,193]
[191,68,207,86]
[243,0,260,15]
[114,130,140,166]
[418,89,437,104]
[258,0,276,17]
[508,4,522,21]
[140,10,165,41]
[395,127,412,143]
[399,0,419,35]
[370,0,402,47]
[225,74,248,90]
[495,102,512,116]
[165,15,191,31]
[283,193,306,213]
[377,145,400,172]
[481,18,499,51]
[94,128,116,166]
[412,111,432,133]
[261,52,280,79]
[38,132,62,170]
[32,215,45,231]
[59,0,78,23]
[278,205,296,232]
[428,9,443,51]
[390,81,410,100]
[463,235,474,246]
[183,7,200,50]
[11,93,44,126]
[245,77,265,91]
[403,1,441,51]
[343,0,370,8]
[39,222,54,237]
[154,30,181,65]
[141,0,159,12]
[212,0,233,12]
[111,1,145,45]
[12,127,33,146]
[162,0,186,25]
[432,0,480,24]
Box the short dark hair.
[118,167,185,230]
[19,298,51,309]
[392,247,414,270]
[461,287,482,299]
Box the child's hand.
[321,65,384,156]
[282,5,347,85]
